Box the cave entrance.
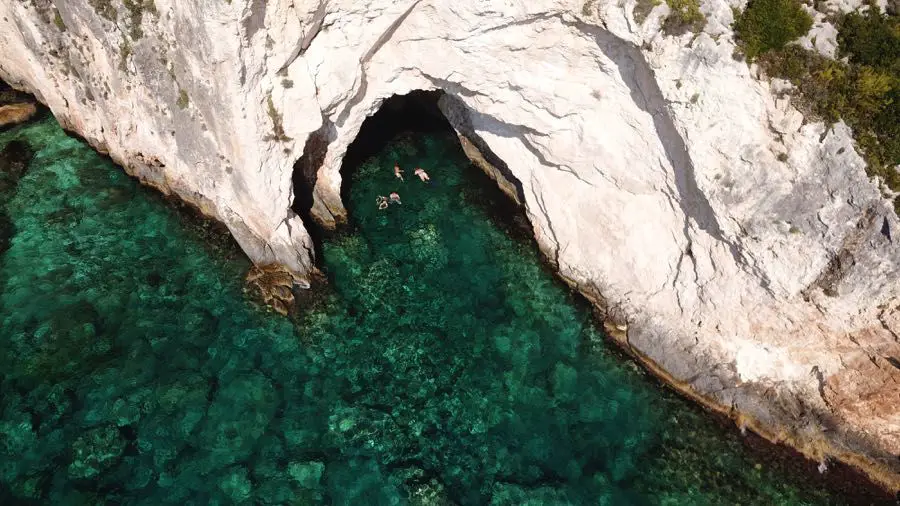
[341,89,453,178]
[331,88,535,257]
[290,90,452,226]
[338,90,466,221]
[290,89,532,269]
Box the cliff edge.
[1,0,898,491]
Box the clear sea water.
[0,114,883,505]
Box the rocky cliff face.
[1,0,898,490]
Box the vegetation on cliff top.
[734,2,900,212]
[732,0,813,59]
[626,0,706,34]
[663,0,707,34]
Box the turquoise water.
[0,116,872,504]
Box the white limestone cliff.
[1,0,898,490]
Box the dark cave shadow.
[291,89,536,263]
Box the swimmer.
[394,163,404,181]
[376,195,389,210]
[413,167,430,182]
[389,192,401,205]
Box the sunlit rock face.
[1,0,898,488]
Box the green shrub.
[837,8,900,70]
[758,46,843,120]
[754,7,900,213]
[663,0,706,35]
[123,0,157,39]
[118,39,132,72]
[733,0,813,60]
[836,8,900,208]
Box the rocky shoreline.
[3,109,895,504]
[2,0,897,496]
[454,128,900,497]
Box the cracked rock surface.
[1,0,898,490]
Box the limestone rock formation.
[0,102,37,129]
[244,264,300,316]
[1,0,898,490]
[0,83,37,128]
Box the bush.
[758,46,847,121]
[838,8,900,70]
[87,0,117,22]
[663,0,706,35]
[733,0,813,60]
[753,7,900,212]
[836,8,900,207]
[53,10,66,31]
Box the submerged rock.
[67,425,126,480]
[287,461,324,489]
[0,0,898,489]
[197,371,278,473]
[218,466,254,503]
[409,479,456,506]
[0,139,34,192]
[244,263,303,315]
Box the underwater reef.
[0,117,891,504]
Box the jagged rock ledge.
[0,81,38,129]
[1,0,898,493]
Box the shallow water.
[0,116,865,504]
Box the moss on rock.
[53,9,66,31]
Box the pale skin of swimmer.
[378,164,430,209]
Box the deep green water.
[0,116,867,505]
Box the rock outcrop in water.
[0,0,898,490]
[0,102,37,129]
[0,83,37,129]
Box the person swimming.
[413,167,430,182]
[394,163,404,181]
[376,195,389,210]
[389,192,401,205]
